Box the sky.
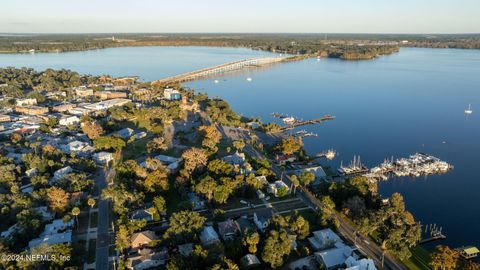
[1,0,479,34]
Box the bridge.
[152,57,287,85]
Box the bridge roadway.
[152,56,287,84]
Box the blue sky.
[2,0,479,33]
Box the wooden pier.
[279,115,335,131]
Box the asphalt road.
[95,168,113,270]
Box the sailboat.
[465,104,473,114]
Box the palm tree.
[290,175,300,195]
[71,207,81,228]
[87,198,96,209]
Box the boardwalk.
[279,115,335,131]
[152,57,287,85]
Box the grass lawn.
[122,135,152,160]
[403,246,431,270]
[89,211,98,228]
[87,239,96,264]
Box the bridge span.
[152,57,287,85]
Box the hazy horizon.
[2,0,479,34]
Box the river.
[1,46,479,249]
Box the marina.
[419,223,447,245]
[367,153,453,180]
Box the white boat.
[283,117,295,125]
[325,149,336,160]
[214,80,219,84]
[246,77,252,82]
[465,104,473,114]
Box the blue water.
[1,46,479,248]
[0,46,273,80]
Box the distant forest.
[0,33,479,59]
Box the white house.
[16,98,37,107]
[222,151,246,165]
[163,88,182,101]
[58,115,80,126]
[51,166,73,183]
[199,226,220,247]
[314,246,354,270]
[268,180,290,197]
[253,208,274,233]
[28,219,74,249]
[308,228,344,251]
[60,140,94,155]
[93,152,114,165]
[345,257,377,270]
[126,248,168,270]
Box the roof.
[461,246,480,255]
[241,254,261,266]
[315,246,353,268]
[199,226,220,245]
[132,230,157,242]
[217,219,240,237]
[345,257,377,270]
[254,208,274,224]
[178,243,194,257]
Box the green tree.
[199,125,221,153]
[181,147,208,177]
[232,140,245,151]
[290,175,300,195]
[243,230,260,254]
[47,187,70,214]
[299,171,315,186]
[164,210,206,241]
[195,176,217,201]
[87,198,96,209]
[71,207,81,227]
[153,196,166,214]
[147,136,168,153]
[115,224,131,253]
[276,136,303,155]
[143,166,169,192]
[81,120,104,140]
[261,229,293,269]
[430,245,459,270]
[93,136,125,151]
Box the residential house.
[308,228,344,251]
[131,209,153,222]
[74,87,94,97]
[217,219,241,241]
[51,103,75,113]
[240,254,261,269]
[253,208,274,233]
[58,115,80,126]
[126,248,168,270]
[28,219,74,249]
[178,243,194,257]
[163,88,182,101]
[114,128,135,139]
[275,154,297,165]
[199,226,220,247]
[25,167,38,177]
[131,230,158,249]
[60,140,94,156]
[15,98,37,107]
[51,166,73,183]
[0,114,11,122]
[15,106,49,115]
[458,246,479,259]
[32,206,54,221]
[92,152,114,165]
[222,151,246,166]
[267,180,290,197]
[314,246,354,270]
[94,91,128,100]
[83,98,130,111]
[141,154,181,172]
[68,107,92,116]
[236,216,255,234]
[187,192,206,211]
[344,257,377,270]
[1,224,20,239]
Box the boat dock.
[338,155,369,175]
[279,115,335,131]
[419,223,446,244]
